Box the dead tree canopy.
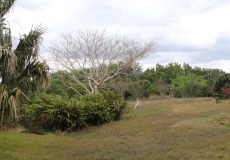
[50,29,156,95]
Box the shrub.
[20,91,127,133]
[76,91,127,125]
[20,93,86,133]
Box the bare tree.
[50,29,156,95]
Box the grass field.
[1,98,230,160]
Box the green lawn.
[1,98,230,160]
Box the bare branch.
[49,29,156,94]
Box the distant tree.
[214,74,230,96]
[128,80,149,100]
[146,64,168,96]
[140,62,227,98]
[194,68,225,96]
[172,74,208,98]
[107,63,143,100]
[50,29,155,95]
[0,0,49,124]
[111,79,129,100]
[153,77,168,97]
[142,63,184,96]
[142,67,156,83]
[46,71,78,97]
[141,67,158,95]
[183,63,193,75]
[164,62,184,83]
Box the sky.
[7,0,230,72]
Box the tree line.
[141,63,228,98]
[48,62,229,100]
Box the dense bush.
[172,74,208,98]
[20,91,127,133]
[214,75,230,94]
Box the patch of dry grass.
[1,98,230,159]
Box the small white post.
[134,98,140,109]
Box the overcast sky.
[8,0,230,72]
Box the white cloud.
[6,0,230,72]
[15,0,49,10]
[194,60,230,72]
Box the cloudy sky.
[7,0,230,72]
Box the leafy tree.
[194,68,225,96]
[172,74,208,98]
[164,62,184,83]
[214,74,230,95]
[142,63,184,96]
[0,0,49,125]
[109,76,129,101]
[153,77,168,97]
[128,79,151,99]
[107,63,143,99]
[46,71,82,97]
[141,63,226,98]
[183,63,193,75]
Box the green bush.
[77,91,127,125]
[172,74,208,98]
[20,91,127,133]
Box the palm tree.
[0,0,49,125]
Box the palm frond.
[0,84,30,125]
[0,85,23,125]
[0,85,8,123]
[9,94,18,121]
[18,60,49,93]
[15,24,47,72]
[0,46,17,80]
[0,0,16,16]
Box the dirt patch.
[212,117,230,126]
[220,117,230,123]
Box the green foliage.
[47,62,228,100]
[46,71,78,97]
[142,63,185,96]
[172,74,208,98]
[141,63,226,98]
[128,80,151,98]
[213,95,222,103]
[20,91,127,133]
[20,93,82,134]
[77,91,126,125]
[214,74,230,94]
